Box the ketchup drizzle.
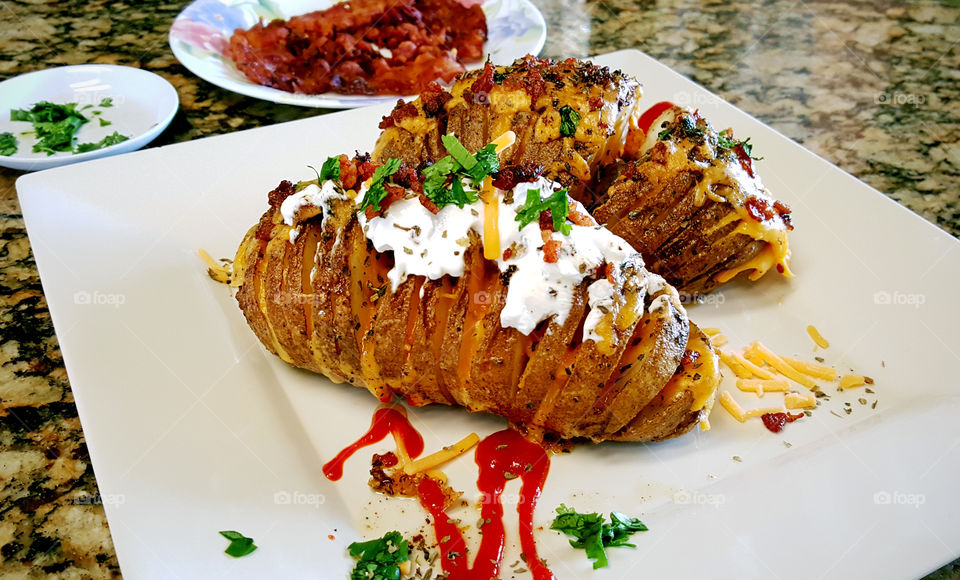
[418,429,556,580]
[321,407,424,481]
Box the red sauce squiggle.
[321,407,424,481]
[418,429,556,580]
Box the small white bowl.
[0,65,179,171]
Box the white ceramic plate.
[17,50,960,579]
[0,65,178,171]
[169,0,547,109]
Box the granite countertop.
[0,0,957,577]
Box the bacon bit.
[502,247,513,261]
[567,201,594,226]
[468,61,495,104]
[588,95,604,111]
[339,155,358,189]
[379,99,420,129]
[675,349,701,374]
[744,196,775,222]
[648,141,669,164]
[760,412,804,433]
[392,165,423,194]
[357,159,379,182]
[538,211,554,232]
[418,193,440,214]
[604,262,616,284]
[733,143,756,177]
[420,82,452,117]
[542,239,562,263]
[773,200,794,230]
[491,163,544,190]
[267,180,296,209]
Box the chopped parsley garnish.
[319,155,342,181]
[99,97,114,107]
[558,105,581,137]
[468,143,499,182]
[417,135,500,210]
[8,100,128,155]
[75,131,129,153]
[98,118,111,127]
[218,530,257,558]
[0,132,17,156]
[550,505,648,569]
[441,134,476,170]
[516,188,572,235]
[717,133,762,160]
[493,71,507,84]
[358,157,402,213]
[348,531,409,580]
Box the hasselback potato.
[595,104,793,294]
[373,56,793,294]
[233,145,720,442]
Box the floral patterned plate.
[169,0,546,108]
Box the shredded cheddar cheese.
[719,391,786,422]
[781,356,837,381]
[747,342,815,389]
[736,378,790,397]
[710,333,728,347]
[719,391,746,423]
[785,392,816,409]
[702,327,721,336]
[838,374,868,391]
[403,433,480,475]
[806,325,830,349]
[481,178,500,260]
[198,248,231,284]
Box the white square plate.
[17,50,960,579]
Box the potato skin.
[234,180,721,443]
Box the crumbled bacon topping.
[491,163,545,190]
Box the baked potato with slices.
[593,104,793,295]
[233,152,720,443]
[375,56,643,201]
[373,56,794,294]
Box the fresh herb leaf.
[0,132,17,156]
[422,155,458,194]
[515,189,572,235]
[493,71,507,84]
[558,105,581,137]
[441,134,477,171]
[657,127,672,141]
[467,143,499,182]
[445,175,478,208]
[550,505,648,569]
[317,155,341,181]
[358,157,402,213]
[10,109,32,122]
[348,531,409,580]
[99,97,114,108]
[219,530,257,558]
[717,133,762,160]
[98,117,111,127]
[74,131,128,153]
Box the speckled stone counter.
[0,0,957,577]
